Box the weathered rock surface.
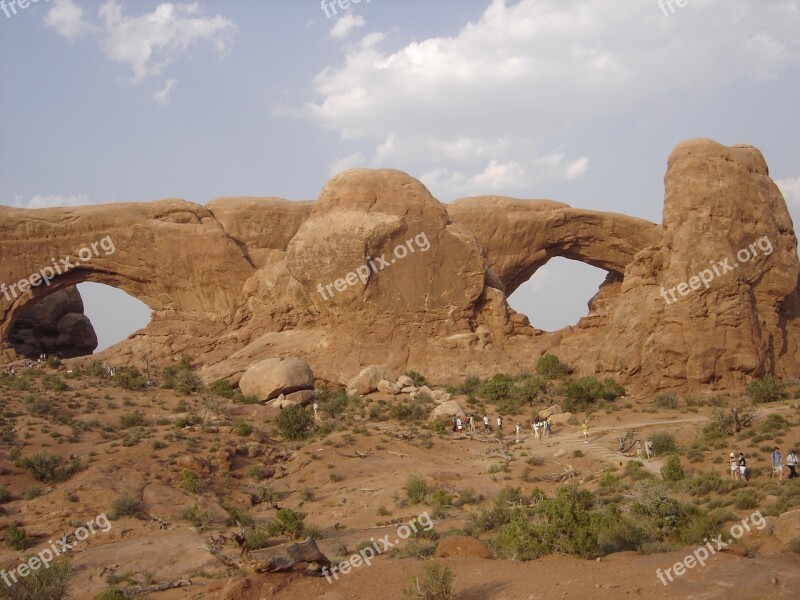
[347,365,393,396]
[239,358,314,401]
[1,140,798,394]
[436,535,492,559]
[431,400,467,421]
[7,286,97,358]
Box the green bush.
[109,495,143,520]
[179,470,200,493]
[178,505,211,530]
[162,358,203,395]
[661,456,685,481]
[747,374,785,403]
[477,373,517,409]
[0,487,11,504]
[761,413,789,433]
[561,377,625,411]
[653,394,678,409]
[536,354,566,379]
[235,420,253,437]
[93,588,129,600]
[266,507,308,540]
[275,406,314,440]
[42,374,69,392]
[402,562,455,600]
[2,558,71,600]
[405,473,428,503]
[207,379,238,399]
[404,371,428,387]
[650,432,677,455]
[705,403,756,436]
[733,488,760,510]
[16,453,81,482]
[111,366,146,390]
[5,524,26,550]
[119,410,145,428]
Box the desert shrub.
[86,361,107,377]
[46,355,62,368]
[111,366,145,390]
[477,373,519,412]
[623,461,653,481]
[5,524,26,550]
[207,379,238,399]
[733,488,760,510]
[402,563,455,600]
[16,453,81,482]
[650,432,677,455]
[179,470,200,493]
[661,456,685,481]
[42,373,69,392]
[747,374,785,403]
[561,377,625,411]
[244,526,272,550]
[516,376,547,407]
[687,448,704,463]
[275,406,314,440]
[630,483,683,537]
[595,514,651,555]
[761,413,789,433]
[390,397,430,422]
[119,410,145,428]
[234,420,253,436]
[405,473,428,503]
[684,471,730,497]
[491,510,547,560]
[675,508,718,545]
[23,394,54,417]
[315,388,361,421]
[536,353,566,379]
[109,495,143,519]
[404,371,428,387]
[705,403,756,436]
[653,394,678,409]
[162,358,203,395]
[1,558,71,600]
[0,487,11,504]
[458,376,481,396]
[787,537,800,554]
[178,505,211,530]
[93,588,129,600]
[266,508,308,540]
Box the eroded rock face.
[239,358,315,401]
[7,287,97,358]
[0,139,797,393]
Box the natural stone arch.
[447,196,663,295]
[0,199,255,347]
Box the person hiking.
[645,438,654,460]
[497,415,503,433]
[515,422,521,443]
[738,452,748,482]
[582,421,589,443]
[729,452,740,480]
[787,449,798,479]
[483,415,490,433]
[456,417,463,433]
[636,439,643,461]
[545,416,552,437]
[468,414,475,433]
[771,447,783,481]
[533,420,541,440]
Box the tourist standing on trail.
[515,423,521,443]
[469,414,475,433]
[534,420,541,440]
[771,447,783,481]
[636,439,643,461]
[645,438,654,460]
[787,449,798,479]
[729,452,739,480]
[545,416,552,437]
[483,415,490,433]
[738,452,748,482]
[497,415,503,433]
[456,417,463,433]
[582,421,589,443]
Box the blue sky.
[2,0,799,350]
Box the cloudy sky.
[1,0,799,350]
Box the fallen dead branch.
[335,448,372,459]
[388,450,409,457]
[206,537,331,576]
[125,579,192,596]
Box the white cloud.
[777,177,800,206]
[154,79,178,106]
[329,152,366,176]
[5,194,94,209]
[45,1,236,101]
[330,14,366,39]
[44,0,97,41]
[289,0,800,198]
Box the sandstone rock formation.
[239,358,315,401]
[0,139,797,393]
[7,286,97,358]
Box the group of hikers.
[450,413,554,443]
[731,448,799,482]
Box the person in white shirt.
[787,449,798,479]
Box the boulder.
[285,389,316,406]
[431,400,467,421]
[431,390,452,403]
[436,535,491,559]
[239,358,314,401]
[772,508,800,545]
[548,412,574,426]
[347,365,392,395]
[377,380,400,395]
[401,386,418,394]
[397,375,414,387]
[539,404,562,418]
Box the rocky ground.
[1,363,799,600]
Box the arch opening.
[77,282,152,352]
[506,257,610,332]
